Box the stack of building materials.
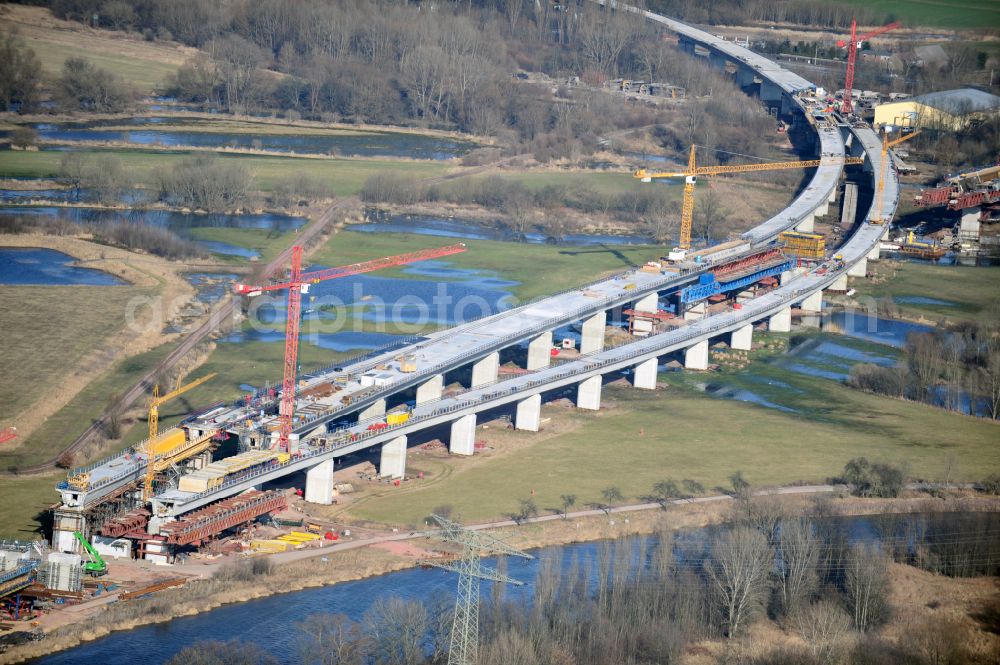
[779,231,826,259]
[178,450,289,493]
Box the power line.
[424,514,534,665]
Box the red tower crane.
[235,243,468,451]
[837,18,900,115]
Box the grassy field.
[312,230,661,301]
[0,341,178,472]
[0,472,63,540]
[350,366,1000,527]
[853,261,1000,324]
[836,0,1000,29]
[0,286,148,426]
[4,5,193,92]
[0,150,449,196]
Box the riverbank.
[3,490,997,664]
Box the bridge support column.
[450,414,476,456]
[731,324,753,351]
[577,375,602,410]
[769,307,792,332]
[815,201,829,217]
[795,214,814,233]
[633,357,658,389]
[684,302,706,321]
[416,374,444,405]
[379,435,407,479]
[848,257,867,277]
[829,273,848,292]
[471,352,499,388]
[634,292,658,313]
[515,393,542,431]
[580,311,607,354]
[305,459,334,505]
[527,331,553,370]
[800,290,823,313]
[684,340,709,370]
[358,398,386,422]
[829,188,837,203]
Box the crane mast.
[240,243,469,453]
[838,18,900,115]
[635,146,864,249]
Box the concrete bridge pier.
[829,273,849,292]
[577,375,602,410]
[515,393,542,431]
[471,352,499,388]
[634,291,658,313]
[815,200,830,217]
[450,414,476,455]
[633,357,659,389]
[416,374,444,405]
[684,340,709,370]
[769,307,792,332]
[848,257,867,277]
[305,459,334,504]
[527,331,553,370]
[379,435,407,479]
[580,310,607,354]
[358,398,387,422]
[795,213,815,233]
[800,290,823,313]
[731,324,753,351]
[684,302,706,321]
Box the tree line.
[848,321,1000,420]
[164,493,1000,665]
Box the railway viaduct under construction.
[51,1,899,558]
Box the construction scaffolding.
[158,490,287,547]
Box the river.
[5,120,474,161]
[29,510,998,665]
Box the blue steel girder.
[680,260,794,304]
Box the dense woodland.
[162,500,1000,665]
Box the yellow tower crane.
[634,145,865,249]
[144,372,216,500]
[871,129,919,224]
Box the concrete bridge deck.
[56,2,899,541]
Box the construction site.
[1,2,997,661]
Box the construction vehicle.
[836,19,900,115]
[73,531,108,576]
[634,145,864,249]
[234,243,468,452]
[871,128,920,224]
[144,372,218,501]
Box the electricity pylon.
[424,514,534,665]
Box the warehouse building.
[874,87,1000,131]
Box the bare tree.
[576,4,640,77]
[776,518,820,616]
[364,597,428,665]
[706,526,773,636]
[845,543,890,633]
[295,613,367,665]
[560,493,576,519]
[651,479,681,509]
[601,486,624,514]
[795,600,853,662]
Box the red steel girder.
[915,186,954,207]
[98,510,151,537]
[160,491,287,546]
[948,189,1000,211]
[712,249,786,282]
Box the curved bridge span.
[53,3,899,548]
